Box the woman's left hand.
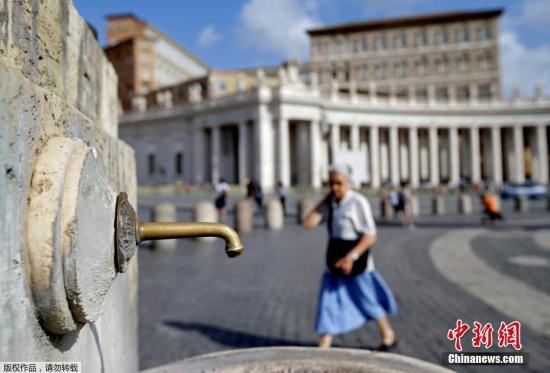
[334,255,354,275]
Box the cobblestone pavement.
[138,196,550,372]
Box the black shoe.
[376,339,398,352]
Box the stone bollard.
[297,199,315,224]
[194,201,218,242]
[380,196,393,219]
[265,199,284,231]
[153,203,177,251]
[432,195,445,215]
[458,193,473,215]
[514,195,529,212]
[410,194,420,216]
[235,200,253,234]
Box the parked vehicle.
[500,181,548,199]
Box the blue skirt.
[315,270,397,335]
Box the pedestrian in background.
[480,191,504,222]
[303,164,398,350]
[214,178,229,219]
[277,181,288,215]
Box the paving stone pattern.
[138,198,550,373]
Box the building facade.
[105,14,209,111]
[308,9,501,103]
[119,10,550,191]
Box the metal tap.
[115,192,244,273]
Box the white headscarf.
[328,163,352,181]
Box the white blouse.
[322,190,377,240]
[321,190,377,272]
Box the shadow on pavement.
[163,320,316,349]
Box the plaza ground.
[137,193,550,372]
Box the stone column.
[409,126,419,188]
[211,125,220,184]
[449,126,460,185]
[330,123,340,165]
[513,125,525,184]
[370,126,381,188]
[255,101,275,191]
[390,126,399,186]
[429,126,440,186]
[193,124,205,184]
[536,125,549,184]
[491,126,503,185]
[310,120,322,189]
[351,124,360,151]
[278,117,290,187]
[470,127,481,184]
[238,121,248,183]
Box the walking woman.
[303,164,398,350]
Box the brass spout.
[136,221,244,258]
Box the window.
[394,32,407,49]
[415,30,428,47]
[477,24,492,41]
[479,52,493,71]
[148,154,155,175]
[395,61,408,78]
[456,28,469,43]
[415,57,429,76]
[355,37,367,53]
[436,57,448,75]
[457,53,470,73]
[436,86,449,101]
[435,28,448,45]
[217,80,227,92]
[415,87,428,101]
[175,153,184,176]
[375,35,387,50]
[356,64,368,81]
[375,64,387,80]
[329,39,338,54]
[457,86,470,101]
[478,84,492,99]
[341,39,352,54]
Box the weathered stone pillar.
[458,193,473,215]
[449,127,460,185]
[235,200,253,234]
[470,127,481,184]
[265,200,284,230]
[297,199,315,224]
[390,126,399,186]
[310,120,322,189]
[238,121,248,184]
[255,88,275,191]
[491,126,503,185]
[536,125,549,184]
[278,117,290,187]
[193,123,205,184]
[330,123,340,165]
[410,194,420,216]
[432,195,445,215]
[211,125,221,184]
[370,126,381,188]
[409,126,419,188]
[512,125,525,184]
[514,195,529,212]
[380,195,394,219]
[194,201,219,242]
[0,2,138,369]
[429,127,440,186]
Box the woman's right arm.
[302,193,331,229]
